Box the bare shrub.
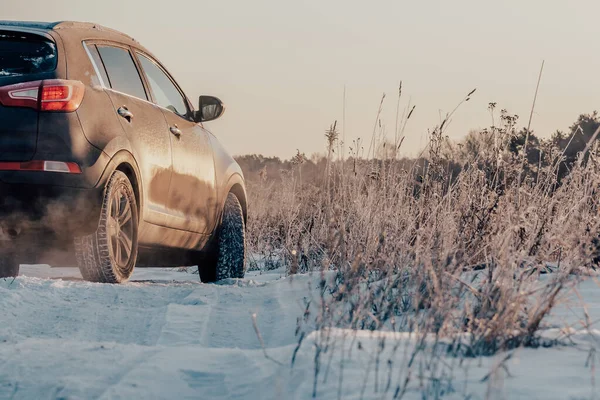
[240,96,600,397]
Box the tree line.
[236,111,600,185]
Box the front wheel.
[75,170,139,283]
[199,192,246,282]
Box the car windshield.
[0,31,57,76]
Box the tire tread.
[199,192,246,282]
[75,171,138,283]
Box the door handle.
[117,106,133,122]
[170,126,182,138]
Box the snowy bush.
[241,95,600,397]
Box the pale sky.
[4,0,599,158]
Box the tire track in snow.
[157,283,216,346]
[0,277,197,346]
[196,274,312,350]
[0,267,317,399]
[199,278,292,350]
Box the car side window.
[83,43,110,87]
[137,53,189,117]
[96,46,147,100]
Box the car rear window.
[0,31,57,76]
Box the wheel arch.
[216,172,247,227]
[115,162,141,218]
[227,179,247,224]
[98,150,144,218]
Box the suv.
[0,21,247,283]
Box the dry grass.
[240,94,600,397]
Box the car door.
[135,51,217,234]
[92,44,173,227]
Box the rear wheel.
[75,170,138,283]
[0,251,19,279]
[199,192,246,282]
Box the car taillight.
[0,79,85,112]
[41,81,85,112]
[0,161,82,174]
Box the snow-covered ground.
[0,266,599,399]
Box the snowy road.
[0,266,314,399]
[1,266,600,399]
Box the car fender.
[223,172,247,223]
[207,132,247,225]
[100,134,136,161]
[95,149,144,214]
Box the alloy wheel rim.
[107,186,134,270]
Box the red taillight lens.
[41,81,84,112]
[0,79,85,112]
[41,85,69,101]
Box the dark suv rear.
[0,21,247,283]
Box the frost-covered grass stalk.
[242,93,600,397]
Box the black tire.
[0,251,19,279]
[75,170,139,283]
[199,192,246,282]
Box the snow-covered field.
[1,266,599,399]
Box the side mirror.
[194,95,225,123]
